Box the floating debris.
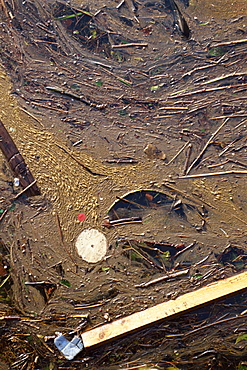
[75,229,107,263]
[144,143,166,160]
[54,333,84,360]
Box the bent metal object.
[55,271,247,360]
[0,119,40,196]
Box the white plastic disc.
[75,229,107,263]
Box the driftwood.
[0,119,40,196]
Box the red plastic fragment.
[77,213,86,221]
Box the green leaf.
[101,267,110,272]
[60,279,71,287]
[208,47,226,57]
[150,83,165,92]
[90,29,97,39]
[55,11,92,21]
[162,251,170,259]
[236,334,247,344]
[150,85,160,92]
[96,80,103,87]
[118,78,132,86]
[237,364,247,370]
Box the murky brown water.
[0,0,247,368]
[190,0,247,18]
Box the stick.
[81,271,247,348]
[202,72,247,86]
[166,141,190,165]
[112,43,148,49]
[169,83,247,99]
[116,0,125,9]
[218,136,244,157]
[211,38,247,47]
[54,212,78,267]
[174,242,195,257]
[183,143,192,175]
[179,170,247,178]
[158,106,188,110]
[45,86,106,110]
[55,143,106,177]
[0,209,8,223]
[135,269,189,288]
[14,180,37,199]
[186,118,230,174]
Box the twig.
[14,180,37,199]
[45,86,106,109]
[235,118,247,129]
[116,0,125,9]
[0,209,8,222]
[158,106,188,110]
[19,107,44,127]
[211,38,247,47]
[210,114,247,119]
[186,118,230,174]
[102,217,142,228]
[169,83,247,99]
[162,182,216,209]
[202,72,247,85]
[31,101,68,113]
[112,43,148,48]
[218,136,244,157]
[127,242,163,270]
[55,143,106,176]
[105,158,138,164]
[54,212,78,267]
[183,313,247,338]
[181,64,216,79]
[174,242,195,258]
[98,66,133,86]
[193,253,211,266]
[183,143,192,175]
[179,170,247,178]
[166,141,190,165]
[135,269,189,288]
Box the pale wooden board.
[82,271,247,348]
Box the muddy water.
[0,69,156,242]
[1,66,246,248]
[0,0,247,368]
[190,0,247,18]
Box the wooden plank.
[82,271,247,348]
[0,119,40,196]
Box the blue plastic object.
[54,333,84,360]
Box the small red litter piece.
[78,213,86,221]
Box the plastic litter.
[54,333,84,360]
[77,213,86,221]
